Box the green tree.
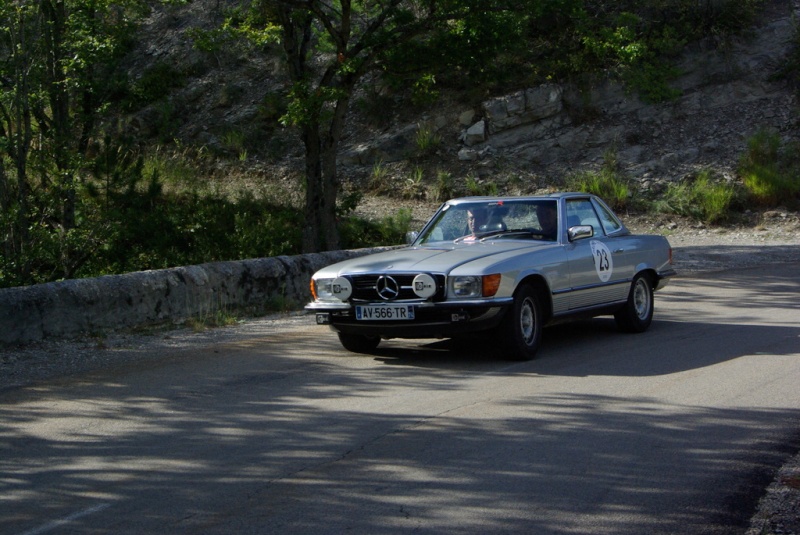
[225,0,739,254]
[0,1,38,282]
[226,0,453,252]
[229,0,556,253]
[0,0,144,285]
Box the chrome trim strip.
[305,302,351,311]
[305,297,514,312]
[552,299,627,318]
[551,278,631,295]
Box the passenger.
[537,202,558,241]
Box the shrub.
[415,123,442,156]
[124,62,185,109]
[431,170,456,202]
[411,74,439,107]
[340,209,413,248]
[221,130,247,156]
[400,168,426,200]
[98,183,413,273]
[568,169,631,210]
[566,147,631,210]
[142,148,201,188]
[368,159,391,193]
[658,171,736,223]
[739,130,800,207]
[0,152,307,289]
[464,176,498,197]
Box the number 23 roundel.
[590,240,613,282]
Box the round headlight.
[412,273,437,299]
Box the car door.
[564,198,631,310]
[591,196,640,290]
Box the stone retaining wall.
[0,249,383,345]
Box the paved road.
[2,263,800,535]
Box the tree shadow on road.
[1,264,799,534]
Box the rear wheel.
[615,273,654,333]
[499,283,543,361]
[337,332,381,353]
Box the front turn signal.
[482,274,502,297]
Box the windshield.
[416,199,559,245]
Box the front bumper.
[306,298,513,339]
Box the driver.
[537,202,558,241]
[464,207,488,241]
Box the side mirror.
[405,231,419,245]
[568,225,594,242]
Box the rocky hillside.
[128,0,799,211]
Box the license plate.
[355,305,415,321]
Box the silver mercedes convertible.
[306,193,675,360]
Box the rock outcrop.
[342,3,798,190]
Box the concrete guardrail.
[0,248,386,346]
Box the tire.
[337,332,381,353]
[498,283,544,361]
[614,273,654,333]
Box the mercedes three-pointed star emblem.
[375,275,400,300]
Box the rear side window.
[592,199,623,235]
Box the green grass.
[739,129,800,208]
[431,170,456,202]
[464,176,498,197]
[656,171,736,224]
[401,167,427,200]
[568,169,631,210]
[368,159,391,194]
[415,123,442,156]
[566,147,631,210]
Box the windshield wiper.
[454,229,549,243]
[479,229,546,241]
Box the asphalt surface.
[1,262,799,534]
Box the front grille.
[349,273,446,302]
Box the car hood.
[316,241,552,276]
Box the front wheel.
[614,273,654,333]
[337,332,381,353]
[498,283,544,361]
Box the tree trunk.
[301,125,341,253]
[301,127,324,253]
[41,0,78,279]
[320,143,340,251]
[7,8,34,282]
[319,95,353,251]
[271,0,417,253]
[301,94,354,253]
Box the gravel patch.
[746,452,800,535]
